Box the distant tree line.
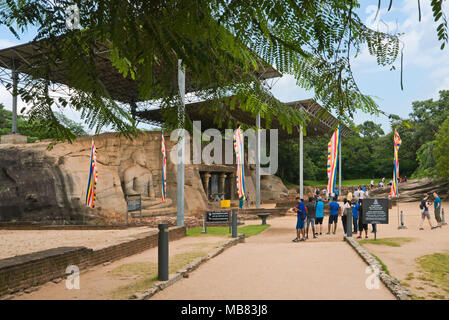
[278,90,449,184]
[0,103,87,142]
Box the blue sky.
[0,1,448,134]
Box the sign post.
[362,198,389,240]
[202,210,232,234]
[126,194,142,226]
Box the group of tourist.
[290,189,444,242]
[290,194,371,242]
[419,192,443,230]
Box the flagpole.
[393,144,401,227]
[177,59,185,227]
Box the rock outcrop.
[368,178,449,202]
[260,175,289,201]
[0,132,184,223]
[0,132,291,224]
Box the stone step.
[131,208,178,217]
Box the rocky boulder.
[260,175,289,201]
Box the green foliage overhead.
[0,0,411,142]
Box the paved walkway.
[14,215,395,300]
[151,216,394,300]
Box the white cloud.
[0,85,27,114]
[269,74,312,103]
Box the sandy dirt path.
[359,201,449,299]
[14,235,228,300]
[0,227,154,259]
[151,216,394,300]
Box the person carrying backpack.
[419,194,438,230]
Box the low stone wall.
[345,237,412,300]
[0,226,186,298]
[136,234,246,300]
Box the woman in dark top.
[357,199,368,239]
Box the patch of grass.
[371,253,390,276]
[417,274,431,281]
[303,179,373,187]
[181,241,222,250]
[411,294,425,300]
[405,273,414,281]
[417,252,449,295]
[400,281,410,287]
[187,224,270,237]
[429,292,446,300]
[108,262,158,299]
[359,237,415,247]
[108,262,157,278]
[109,250,207,299]
[415,286,425,290]
[168,251,207,273]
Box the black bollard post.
[346,211,352,237]
[442,208,447,226]
[232,210,238,238]
[158,223,169,281]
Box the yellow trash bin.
[221,200,231,208]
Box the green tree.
[0,103,87,142]
[414,141,437,178]
[435,116,449,178]
[358,121,384,139]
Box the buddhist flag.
[327,125,341,195]
[161,131,167,204]
[390,130,402,197]
[233,127,246,200]
[85,139,98,208]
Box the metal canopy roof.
[135,97,351,139]
[0,40,281,104]
[287,99,352,138]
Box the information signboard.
[362,198,389,225]
[206,210,231,223]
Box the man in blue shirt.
[433,192,442,228]
[326,196,341,235]
[291,197,306,242]
[351,199,359,233]
[315,197,325,236]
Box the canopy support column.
[256,113,261,208]
[11,68,18,134]
[299,126,303,199]
[177,59,185,227]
